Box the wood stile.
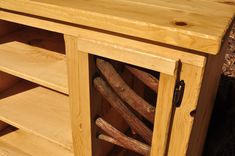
[65,35,90,156]
[65,35,133,156]
[150,72,178,155]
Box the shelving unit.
[0,27,68,94]
[0,81,72,150]
[0,23,73,155]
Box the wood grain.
[96,118,150,156]
[0,0,234,53]
[167,63,205,156]
[187,25,231,156]
[0,11,206,68]
[0,129,73,156]
[0,81,72,151]
[0,28,68,94]
[0,142,30,156]
[65,35,92,156]
[94,77,153,144]
[150,73,177,156]
[126,65,159,93]
[96,59,155,123]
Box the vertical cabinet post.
[65,35,92,156]
[150,73,178,156]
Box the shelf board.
[0,142,30,156]
[0,27,68,94]
[0,81,73,151]
[0,129,73,156]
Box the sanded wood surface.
[0,129,74,156]
[0,27,68,94]
[0,0,234,54]
[65,35,93,156]
[0,142,30,156]
[0,81,73,151]
[150,73,177,156]
[77,37,178,75]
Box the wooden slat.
[0,142,30,156]
[0,81,73,151]
[0,28,68,94]
[77,37,178,76]
[0,129,74,156]
[65,35,92,156]
[0,0,234,53]
[167,63,205,156]
[150,73,177,156]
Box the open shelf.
[0,27,68,94]
[0,128,73,156]
[0,81,73,151]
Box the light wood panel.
[0,81,73,151]
[167,63,205,156]
[0,129,73,156]
[77,37,178,76]
[65,35,92,156]
[0,0,235,54]
[0,11,206,68]
[0,142,30,156]
[0,0,234,53]
[151,73,177,156]
[187,25,230,156]
[0,28,68,94]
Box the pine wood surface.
[0,81,73,151]
[65,35,93,156]
[0,129,74,156]
[0,27,68,94]
[150,73,177,156]
[0,0,234,54]
[187,23,232,156]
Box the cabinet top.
[0,0,234,54]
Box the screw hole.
[190,110,196,117]
[174,21,188,26]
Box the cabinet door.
[65,34,180,156]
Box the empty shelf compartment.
[0,27,68,94]
[0,81,72,151]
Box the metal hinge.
[173,80,185,107]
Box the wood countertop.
[0,0,235,54]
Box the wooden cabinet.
[0,1,234,156]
